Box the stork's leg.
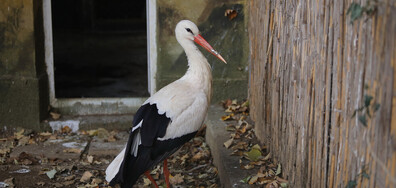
[144,171,159,188]
[163,159,171,188]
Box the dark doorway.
[52,0,149,98]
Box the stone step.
[205,105,254,188]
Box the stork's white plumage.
[105,20,226,188]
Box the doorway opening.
[51,0,149,98]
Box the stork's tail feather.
[105,147,126,183]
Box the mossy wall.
[156,0,248,102]
[0,0,48,131]
[0,0,249,131]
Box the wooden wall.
[248,0,396,187]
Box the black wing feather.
[109,103,197,188]
[140,105,169,146]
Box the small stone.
[45,169,57,179]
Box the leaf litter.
[1,122,219,187]
[221,99,289,187]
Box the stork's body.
[105,20,226,188]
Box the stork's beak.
[194,34,227,64]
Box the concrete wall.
[156,0,248,102]
[0,0,49,131]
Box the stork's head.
[175,20,227,64]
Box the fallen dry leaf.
[230,132,241,139]
[49,135,57,140]
[258,177,273,185]
[50,112,61,120]
[245,144,262,162]
[97,128,110,139]
[91,178,102,184]
[87,130,98,136]
[14,129,24,140]
[64,175,75,181]
[232,99,238,105]
[79,130,88,135]
[63,180,75,186]
[242,164,255,170]
[80,171,93,182]
[241,100,249,107]
[249,175,258,184]
[61,126,72,134]
[268,169,276,176]
[143,177,151,186]
[169,173,184,185]
[3,177,14,187]
[180,154,189,165]
[250,160,266,166]
[276,163,281,176]
[226,124,236,132]
[238,125,247,134]
[39,132,52,136]
[265,181,279,188]
[221,99,289,186]
[276,176,288,184]
[198,173,208,179]
[280,182,288,187]
[257,172,266,178]
[53,182,63,187]
[192,137,203,146]
[263,152,271,161]
[223,138,234,149]
[28,138,36,145]
[231,141,248,150]
[106,135,117,142]
[240,176,251,183]
[87,155,94,163]
[36,181,45,186]
[17,136,30,146]
[222,99,232,108]
[191,150,205,161]
[259,166,267,174]
[221,114,234,121]
[231,150,244,156]
[0,148,11,155]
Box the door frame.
[42,0,156,115]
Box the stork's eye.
[185,28,193,34]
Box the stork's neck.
[180,41,212,99]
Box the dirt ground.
[1,100,288,188]
[0,128,219,188]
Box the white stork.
[105,20,227,187]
